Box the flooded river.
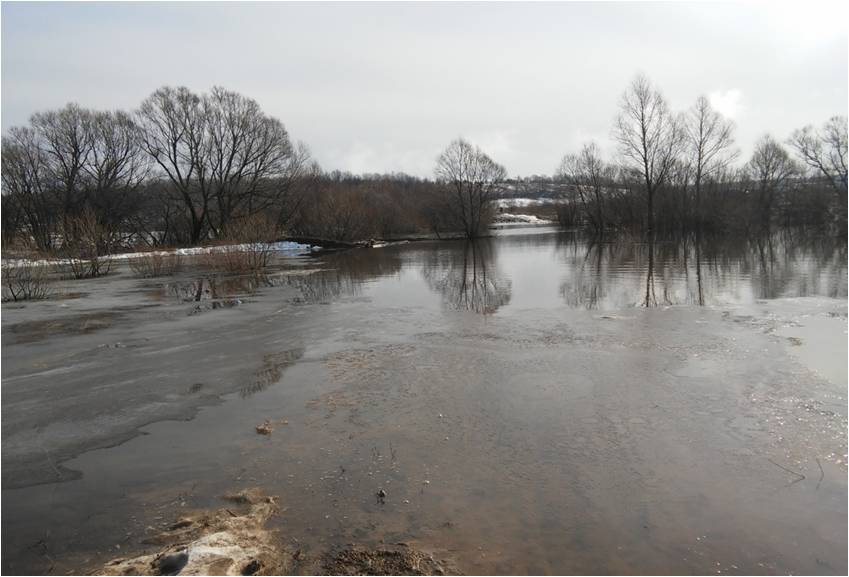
[2,226,847,574]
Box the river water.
[2,226,846,574]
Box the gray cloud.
[2,1,846,177]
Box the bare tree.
[556,142,615,233]
[270,142,320,231]
[746,135,798,229]
[136,86,211,244]
[203,86,297,235]
[3,107,149,252]
[435,138,507,238]
[30,104,95,222]
[86,111,148,200]
[136,86,305,243]
[685,96,737,222]
[789,116,847,192]
[614,75,685,233]
[85,110,150,244]
[2,127,56,251]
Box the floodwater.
[2,226,847,575]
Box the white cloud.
[708,89,743,120]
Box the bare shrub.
[1,261,53,301]
[198,214,280,273]
[128,251,183,277]
[59,209,114,279]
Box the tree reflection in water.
[283,247,403,303]
[422,240,512,314]
[557,230,846,309]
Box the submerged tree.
[745,135,798,230]
[434,138,507,238]
[789,116,848,193]
[684,96,737,223]
[556,142,616,233]
[789,116,847,226]
[614,75,685,234]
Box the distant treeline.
[553,76,847,236]
[2,78,846,255]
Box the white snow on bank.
[492,213,555,225]
[371,240,410,248]
[495,197,562,209]
[1,241,314,267]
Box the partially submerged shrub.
[197,249,259,273]
[1,261,53,301]
[199,214,280,273]
[128,251,183,277]
[59,209,114,279]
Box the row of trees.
[1,85,508,250]
[2,78,846,252]
[2,86,317,252]
[557,75,847,235]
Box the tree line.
[556,75,847,236]
[2,78,846,254]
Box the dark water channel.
[2,226,847,575]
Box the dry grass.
[196,247,268,273]
[128,251,183,277]
[198,214,280,273]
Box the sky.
[1,1,847,178]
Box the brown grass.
[197,214,280,273]
[128,251,183,277]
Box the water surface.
[2,227,846,575]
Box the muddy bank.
[101,490,287,576]
[99,489,451,576]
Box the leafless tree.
[136,86,212,244]
[2,127,56,251]
[556,142,616,233]
[789,116,847,192]
[614,74,685,233]
[202,86,297,235]
[30,104,95,222]
[685,96,737,222]
[435,138,507,238]
[3,105,148,252]
[271,142,321,230]
[745,135,799,229]
[136,86,305,244]
[85,110,149,217]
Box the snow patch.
[493,213,555,225]
[1,241,313,268]
[495,197,561,209]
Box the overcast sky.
[2,1,846,177]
